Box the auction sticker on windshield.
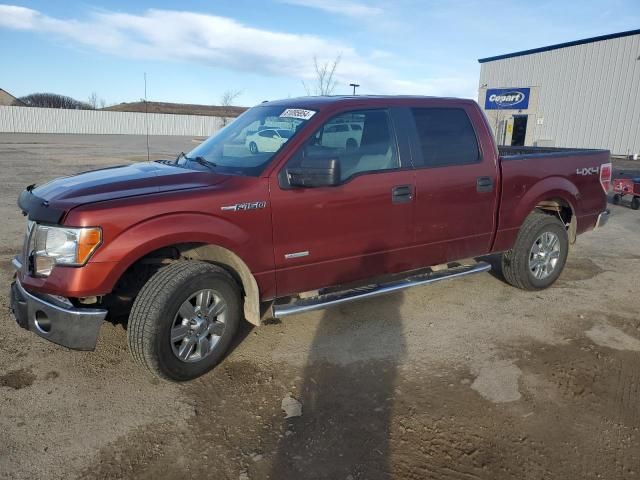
[280,108,316,120]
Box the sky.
[0,1,639,107]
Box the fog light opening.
[34,311,52,334]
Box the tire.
[612,194,621,205]
[501,211,569,291]
[249,142,258,154]
[128,261,241,381]
[346,138,358,151]
[632,197,640,210]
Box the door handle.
[392,185,413,204]
[476,176,494,193]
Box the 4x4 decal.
[576,167,599,176]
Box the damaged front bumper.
[10,258,107,350]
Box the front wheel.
[501,211,569,290]
[612,194,621,205]
[128,261,241,381]
[632,197,640,210]
[249,142,258,154]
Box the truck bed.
[492,145,610,253]
[498,145,609,159]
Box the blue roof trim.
[478,28,640,63]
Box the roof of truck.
[262,95,476,109]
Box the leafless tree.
[220,89,242,126]
[87,92,109,110]
[18,93,92,110]
[220,89,242,107]
[88,92,99,109]
[302,54,341,96]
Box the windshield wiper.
[176,152,217,171]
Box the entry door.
[269,109,415,298]
[408,106,498,265]
[511,115,528,146]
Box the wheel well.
[110,243,262,326]
[535,198,576,243]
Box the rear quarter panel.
[492,150,609,252]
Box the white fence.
[0,106,225,136]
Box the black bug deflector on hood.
[18,184,66,224]
[17,162,229,224]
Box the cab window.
[288,109,399,182]
[411,108,480,167]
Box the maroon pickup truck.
[10,96,611,381]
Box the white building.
[478,29,640,156]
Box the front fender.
[89,212,251,291]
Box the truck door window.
[411,108,480,167]
[292,109,399,182]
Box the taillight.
[600,163,612,194]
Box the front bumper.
[10,276,107,351]
[595,209,610,229]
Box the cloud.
[0,4,475,98]
[278,0,383,17]
[0,4,39,29]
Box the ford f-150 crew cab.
[10,96,612,381]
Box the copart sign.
[485,87,530,110]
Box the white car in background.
[245,128,293,154]
[321,122,363,150]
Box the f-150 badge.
[221,201,267,212]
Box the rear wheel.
[128,261,241,381]
[612,194,621,205]
[632,197,640,210]
[501,211,569,290]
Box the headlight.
[29,225,102,276]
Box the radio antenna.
[144,72,150,162]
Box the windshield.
[181,105,316,176]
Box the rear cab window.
[410,108,480,168]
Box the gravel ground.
[0,134,639,480]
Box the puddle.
[559,257,604,283]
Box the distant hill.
[104,101,248,117]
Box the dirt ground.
[1,134,639,480]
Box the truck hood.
[18,162,230,224]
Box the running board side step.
[272,261,491,318]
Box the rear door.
[407,104,499,265]
[269,108,415,297]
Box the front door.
[269,109,415,297]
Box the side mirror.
[287,157,341,188]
